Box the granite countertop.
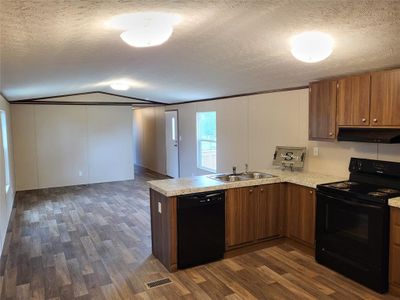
[147,168,345,197]
[389,197,400,209]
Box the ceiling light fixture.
[110,81,130,91]
[290,31,334,63]
[107,12,181,47]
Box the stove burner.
[329,181,359,189]
[346,181,359,185]
[377,188,400,194]
[368,191,388,197]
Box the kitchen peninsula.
[148,168,344,272]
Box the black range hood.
[337,127,400,143]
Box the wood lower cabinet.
[226,186,257,247]
[337,74,371,126]
[390,207,400,296]
[286,184,316,247]
[371,69,400,126]
[309,80,337,140]
[256,184,281,240]
[150,189,177,272]
[226,184,281,248]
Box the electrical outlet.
[158,202,162,214]
[313,147,319,156]
[78,170,83,176]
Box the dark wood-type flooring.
[0,167,398,299]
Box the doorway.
[165,110,179,178]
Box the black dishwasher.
[177,190,225,269]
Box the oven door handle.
[319,192,384,210]
[337,198,382,209]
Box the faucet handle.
[245,163,248,173]
[232,166,237,174]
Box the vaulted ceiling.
[1,0,399,103]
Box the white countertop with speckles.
[148,168,346,197]
[389,197,400,209]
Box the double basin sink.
[209,171,276,182]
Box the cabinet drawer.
[392,207,400,226]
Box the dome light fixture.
[107,12,181,48]
[110,81,130,91]
[290,31,334,63]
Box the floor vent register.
[145,278,172,289]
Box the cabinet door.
[371,69,400,126]
[256,184,281,240]
[390,208,400,294]
[287,184,316,247]
[226,187,256,247]
[337,74,371,126]
[309,80,337,140]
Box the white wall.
[11,104,134,191]
[0,95,15,255]
[134,89,400,178]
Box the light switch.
[158,202,162,214]
[313,147,319,156]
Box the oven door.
[315,191,389,293]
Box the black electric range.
[317,180,400,204]
[316,157,400,293]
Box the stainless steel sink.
[209,172,276,182]
[210,174,242,182]
[239,172,276,179]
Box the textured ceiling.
[1,0,400,103]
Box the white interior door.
[165,111,179,178]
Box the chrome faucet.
[244,163,249,174]
[232,166,237,175]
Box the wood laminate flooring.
[0,167,398,299]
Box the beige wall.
[0,95,15,255]
[12,104,134,191]
[133,106,166,174]
[134,89,400,178]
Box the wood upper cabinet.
[337,74,371,126]
[309,80,337,140]
[286,184,316,247]
[370,69,400,126]
[255,184,281,240]
[390,207,400,296]
[226,184,281,248]
[226,186,256,247]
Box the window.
[171,116,176,141]
[1,111,10,192]
[196,111,216,172]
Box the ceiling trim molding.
[170,85,309,105]
[11,100,160,106]
[0,92,10,103]
[9,91,166,105]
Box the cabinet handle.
[260,188,264,192]
[329,132,334,136]
[362,118,366,122]
[309,190,313,194]
[249,189,253,193]
[373,118,378,123]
